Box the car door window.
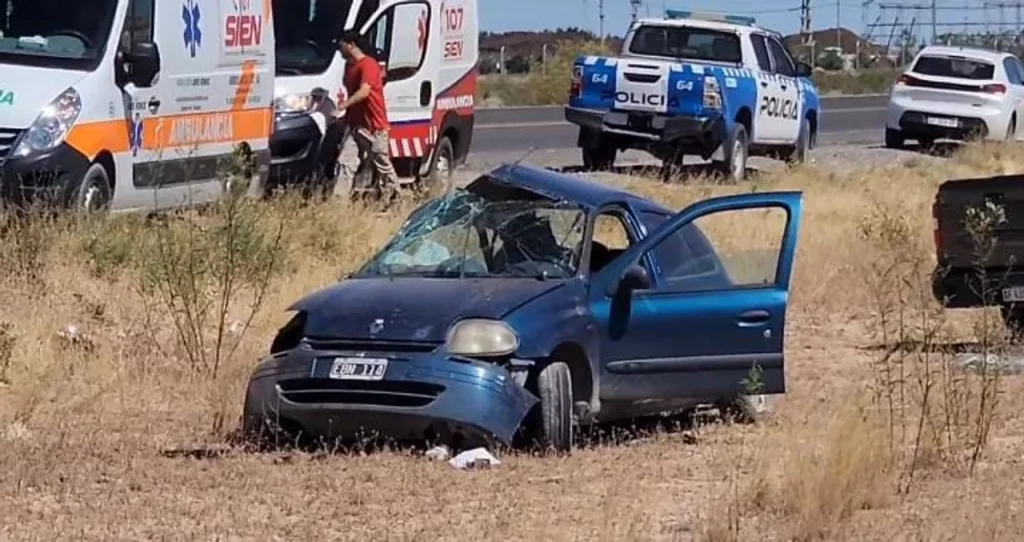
[1015,58,1024,84]
[116,0,154,82]
[643,206,790,293]
[1006,57,1024,85]
[366,1,430,82]
[750,34,773,72]
[590,209,638,274]
[767,37,796,77]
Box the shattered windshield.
[0,0,118,70]
[357,191,587,279]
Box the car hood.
[291,277,566,343]
[0,65,84,128]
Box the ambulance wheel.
[714,124,748,182]
[71,163,113,215]
[420,136,454,199]
[582,143,616,171]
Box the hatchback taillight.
[895,73,919,87]
[932,200,943,260]
[982,83,1007,94]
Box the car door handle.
[147,98,161,110]
[737,310,771,326]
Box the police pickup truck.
[565,11,820,181]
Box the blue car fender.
[504,282,603,412]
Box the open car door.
[590,191,803,404]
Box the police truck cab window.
[0,0,119,70]
[912,55,995,80]
[628,25,742,64]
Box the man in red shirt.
[335,31,398,194]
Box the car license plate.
[1003,287,1024,302]
[927,116,959,128]
[328,357,388,381]
[605,111,628,125]
[628,115,652,130]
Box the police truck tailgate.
[575,57,708,118]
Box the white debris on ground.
[956,352,1024,376]
[425,444,452,461]
[425,444,502,469]
[449,447,502,470]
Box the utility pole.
[630,0,642,24]
[836,0,842,52]
[931,0,937,44]
[598,0,605,43]
[801,0,813,45]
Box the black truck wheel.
[714,123,748,182]
[582,143,617,172]
[779,117,812,165]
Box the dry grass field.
[4,143,1024,541]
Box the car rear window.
[912,55,995,80]
[628,25,742,63]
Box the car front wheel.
[534,361,574,453]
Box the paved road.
[472,94,889,154]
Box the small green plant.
[136,148,287,382]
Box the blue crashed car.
[242,163,803,452]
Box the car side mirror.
[795,61,813,78]
[126,42,161,87]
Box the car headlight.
[446,319,519,357]
[12,87,82,157]
[274,93,315,114]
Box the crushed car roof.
[474,163,674,215]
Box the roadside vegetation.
[477,39,900,107]
[3,141,1024,539]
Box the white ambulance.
[268,0,478,197]
[0,0,275,213]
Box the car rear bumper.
[244,345,539,445]
[932,266,1024,308]
[565,106,727,149]
[887,97,1010,141]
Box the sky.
[479,0,1024,42]
[480,0,869,37]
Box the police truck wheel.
[70,163,113,215]
[582,144,616,172]
[781,118,812,165]
[715,124,748,182]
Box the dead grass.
[3,144,1024,540]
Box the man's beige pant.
[336,126,399,193]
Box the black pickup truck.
[932,173,1024,334]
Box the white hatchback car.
[885,45,1024,148]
